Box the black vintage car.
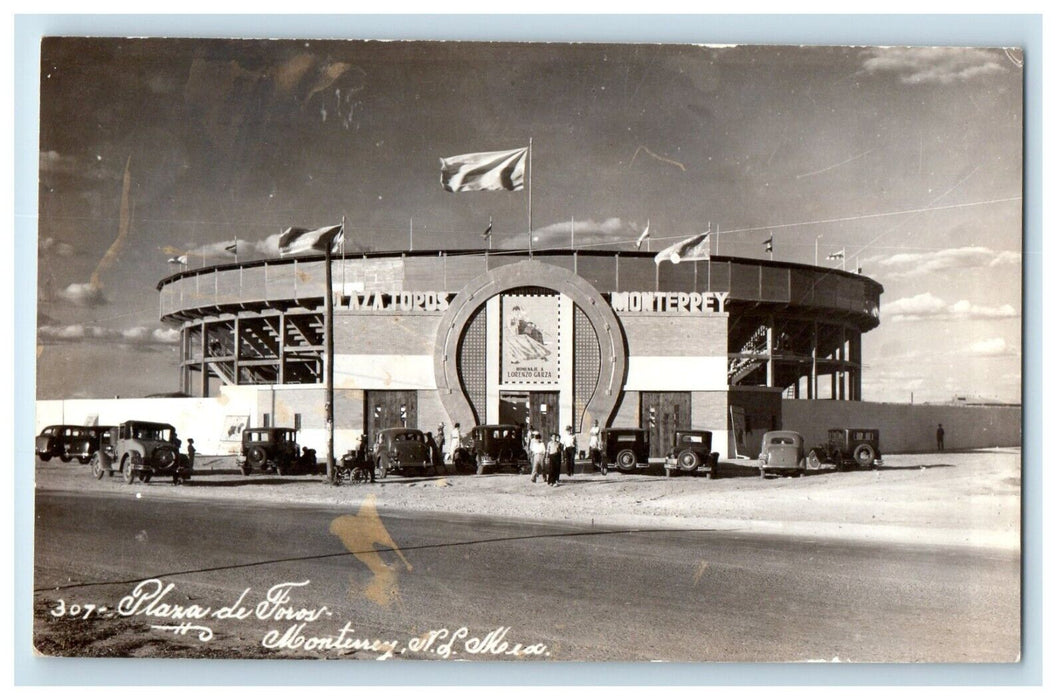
[238,427,316,476]
[600,427,651,475]
[372,428,434,479]
[63,426,115,465]
[807,428,882,470]
[35,424,94,463]
[663,429,720,478]
[460,424,528,475]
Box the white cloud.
[496,218,640,249]
[39,237,76,257]
[881,293,1018,322]
[862,47,1009,85]
[968,338,1016,357]
[870,246,1021,278]
[39,323,180,348]
[56,282,107,307]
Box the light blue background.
[14,13,1043,686]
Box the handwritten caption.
[49,578,549,659]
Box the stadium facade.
[157,249,883,457]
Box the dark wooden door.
[364,390,418,441]
[640,392,691,457]
[529,391,559,438]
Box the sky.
[34,39,1023,403]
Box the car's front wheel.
[122,455,135,484]
[806,449,822,470]
[59,455,71,463]
[853,443,875,469]
[91,453,105,480]
[38,453,51,462]
[678,450,699,472]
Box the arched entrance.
[434,260,627,432]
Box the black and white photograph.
[28,32,1025,666]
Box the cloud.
[881,293,1018,322]
[495,218,641,249]
[56,282,107,307]
[869,246,1021,278]
[862,47,1009,85]
[39,323,180,349]
[39,237,76,257]
[968,338,1017,357]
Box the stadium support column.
[199,320,208,398]
[765,316,775,388]
[811,322,818,399]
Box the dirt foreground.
[34,448,1021,551]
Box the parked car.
[35,425,80,462]
[664,429,720,478]
[600,428,651,475]
[63,426,115,465]
[91,420,192,485]
[807,428,882,470]
[757,430,807,478]
[372,428,434,479]
[237,427,316,476]
[462,424,527,475]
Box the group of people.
[527,425,579,486]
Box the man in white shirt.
[449,422,462,465]
[588,419,602,470]
[561,425,577,477]
[528,432,546,483]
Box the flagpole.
[527,137,533,257]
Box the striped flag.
[278,224,344,255]
[763,235,774,253]
[483,218,493,239]
[440,148,528,192]
[654,232,711,265]
[826,249,845,260]
[167,255,188,265]
[635,222,650,249]
[225,241,238,255]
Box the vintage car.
[237,427,316,476]
[62,426,115,465]
[35,424,84,462]
[757,430,807,478]
[600,427,651,475]
[372,428,434,479]
[664,429,720,478]
[807,428,882,470]
[91,420,192,484]
[462,424,528,475]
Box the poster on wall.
[501,295,559,385]
[222,415,249,441]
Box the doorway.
[365,390,419,441]
[499,391,559,438]
[640,392,692,457]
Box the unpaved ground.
[33,448,1021,551]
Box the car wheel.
[616,449,637,472]
[78,457,91,465]
[122,456,135,484]
[678,450,699,472]
[38,454,51,462]
[91,454,105,480]
[853,443,875,469]
[374,458,387,480]
[807,449,822,470]
[60,455,71,463]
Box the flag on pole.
[654,232,711,265]
[278,224,344,255]
[763,235,774,253]
[483,217,493,240]
[826,249,845,260]
[225,241,238,255]
[635,221,650,249]
[167,255,188,265]
[440,148,528,192]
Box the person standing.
[546,432,563,486]
[562,425,577,477]
[529,432,546,483]
[186,438,196,472]
[936,424,945,451]
[588,419,602,469]
[449,422,462,465]
[436,423,446,458]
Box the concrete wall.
[781,400,1021,453]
